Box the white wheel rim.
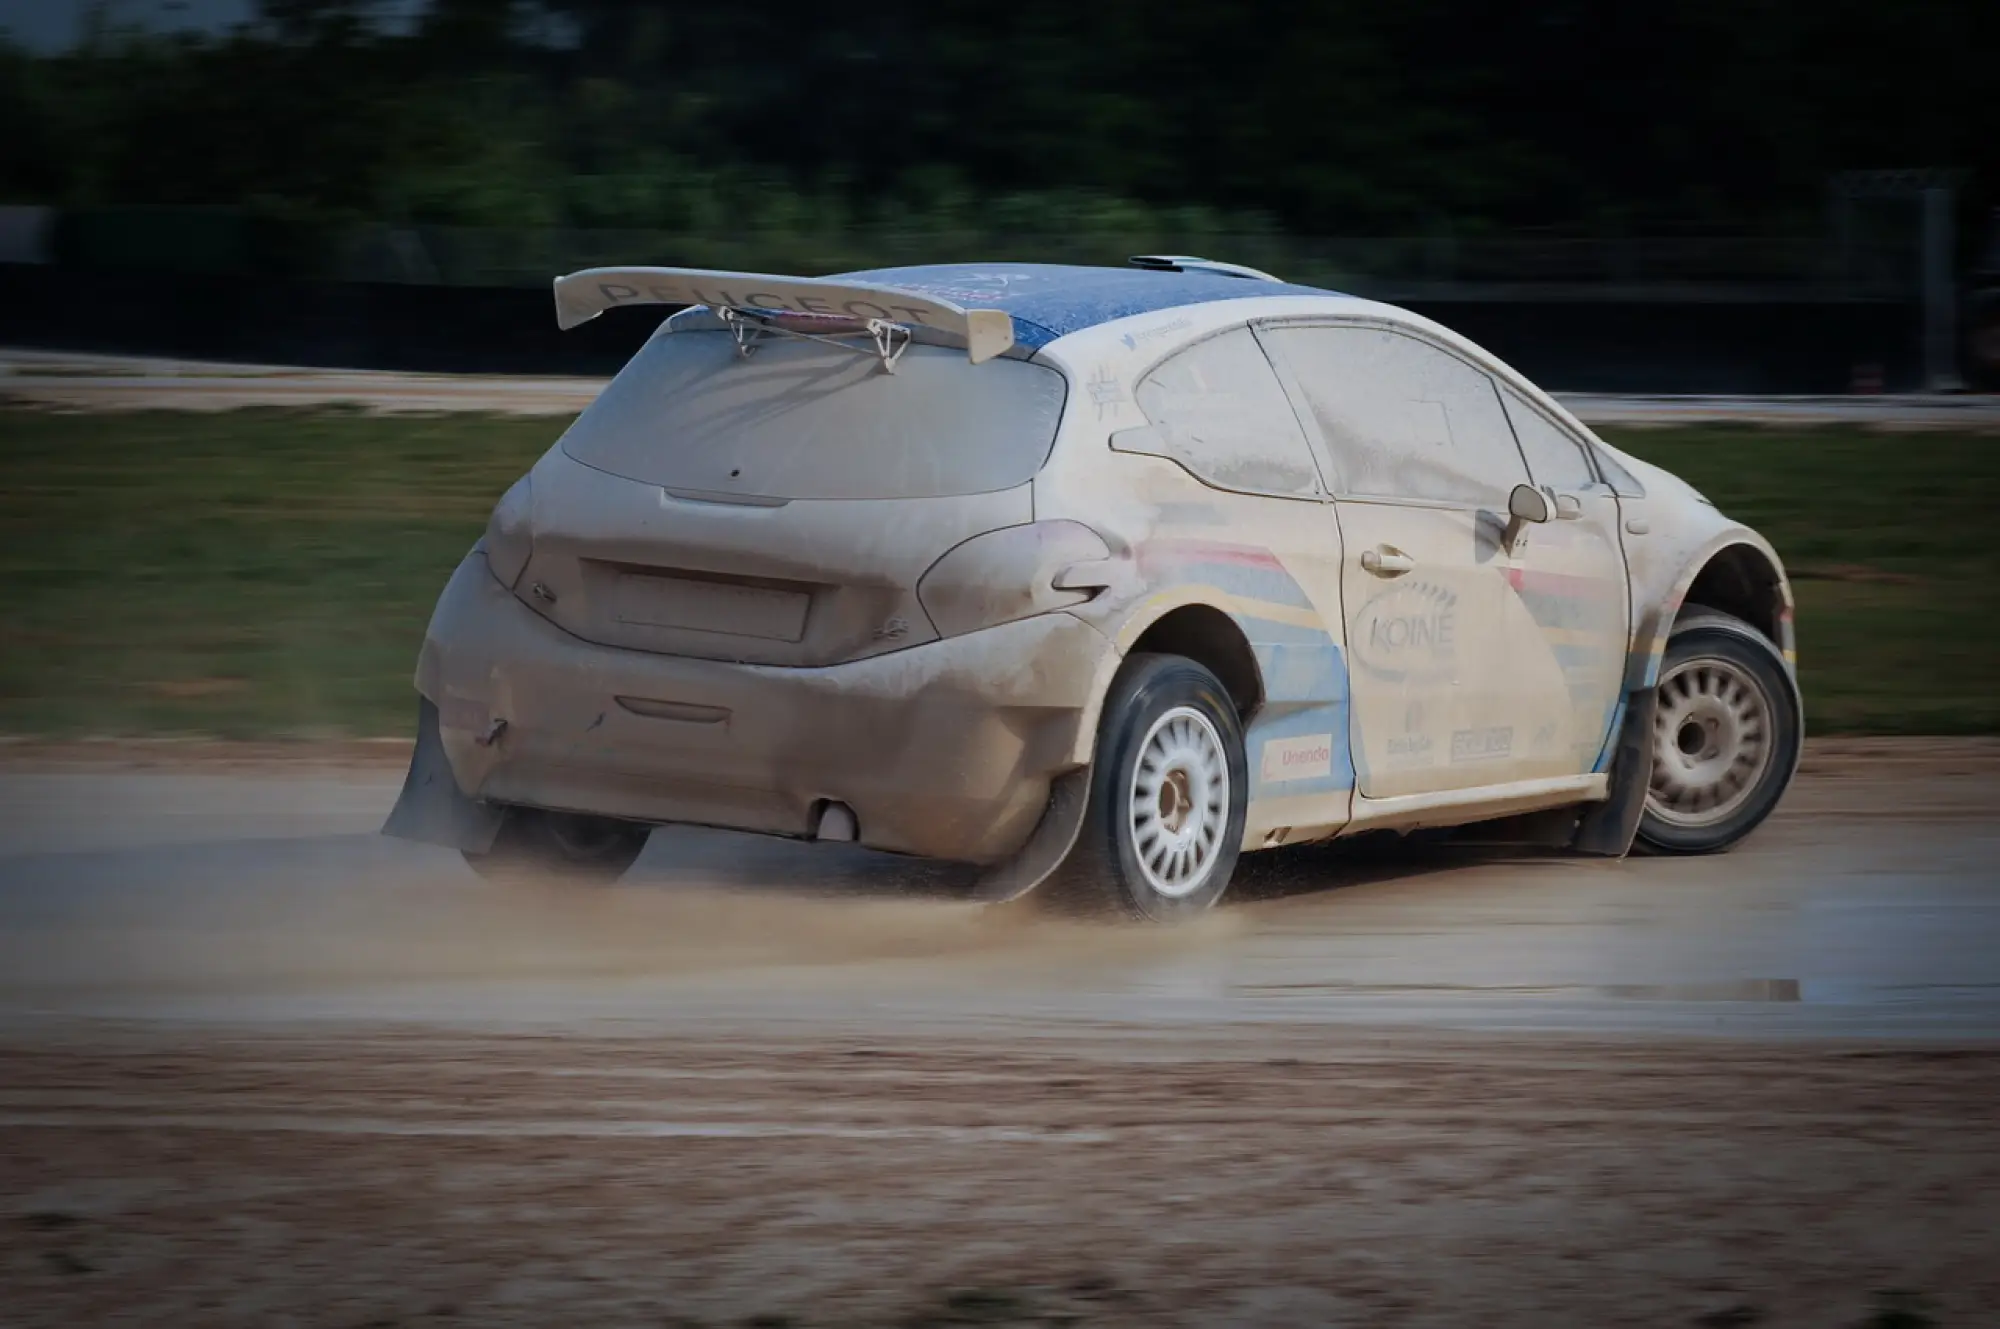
[1647,655,1774,829]
[1127,706,1230,899]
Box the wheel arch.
[1126,603,1265,716]
[1579,536,1802,860]
[1063,594,1267,768]
[1631,534,1797,693]
[1638,602,1807,854]
[1626,533,1804,783]
[1680,544,1795,661]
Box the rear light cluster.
[915,520,1114,638]
[484,476,534,589]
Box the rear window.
[559,329,1067,500]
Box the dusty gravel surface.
[1,739,1996,1327]
[4,1031,1996,1329]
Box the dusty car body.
[385,259,1803,916]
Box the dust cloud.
[0,851,1245,1001]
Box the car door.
[1258,322,1558,799]
[1497,387,1633,776]
[1120,326,1354,839]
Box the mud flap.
[1570,687,1659,857]
[971,768,1091,904]
[381,697,506,852]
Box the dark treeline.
[1,0,1994,240]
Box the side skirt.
[1341,772,1610,838]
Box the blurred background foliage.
[1,0,1993,251]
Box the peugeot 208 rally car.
[384,258,1802,919]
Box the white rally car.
[385,257,1802,919]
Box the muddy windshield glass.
[559,329,1067,500]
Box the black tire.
[461,807,650,885]
[1635,610,1800,855]
[1049,653,1249,920]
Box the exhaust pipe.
[813,801,859,842]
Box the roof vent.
[1128,255,1282,283]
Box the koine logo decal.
[1351,580,1459,683]
[1261,734,1334,783]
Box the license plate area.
[609,571,811,642]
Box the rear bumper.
[414,552,1115,863]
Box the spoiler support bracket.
[717,305,912,374]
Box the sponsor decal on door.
[1449,726,1514,763]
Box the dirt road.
[1,740,1996,1326]
[6,1028,1996,1329]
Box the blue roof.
[835,262,1335,351]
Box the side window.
[1501,388,1598,490]
[1261,325,1528,505]
[1593,446,1647,498]
[1128,327,1322,498]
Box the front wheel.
[461,808,651,885]
[1050,654,1249,920]
[1636,611,1801,854]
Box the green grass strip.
[1,408,1993,737]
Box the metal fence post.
[1923,185,1965,391]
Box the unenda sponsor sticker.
[1261,733,1334,783]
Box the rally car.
[384,257,1802,919]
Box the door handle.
[1360,547,1414,577]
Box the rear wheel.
[1636,612,1800,854]
[1050,654,1248,920]
[461,808,650,885]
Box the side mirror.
[1508,483,1552,525]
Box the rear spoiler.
[552,265,1016,364]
